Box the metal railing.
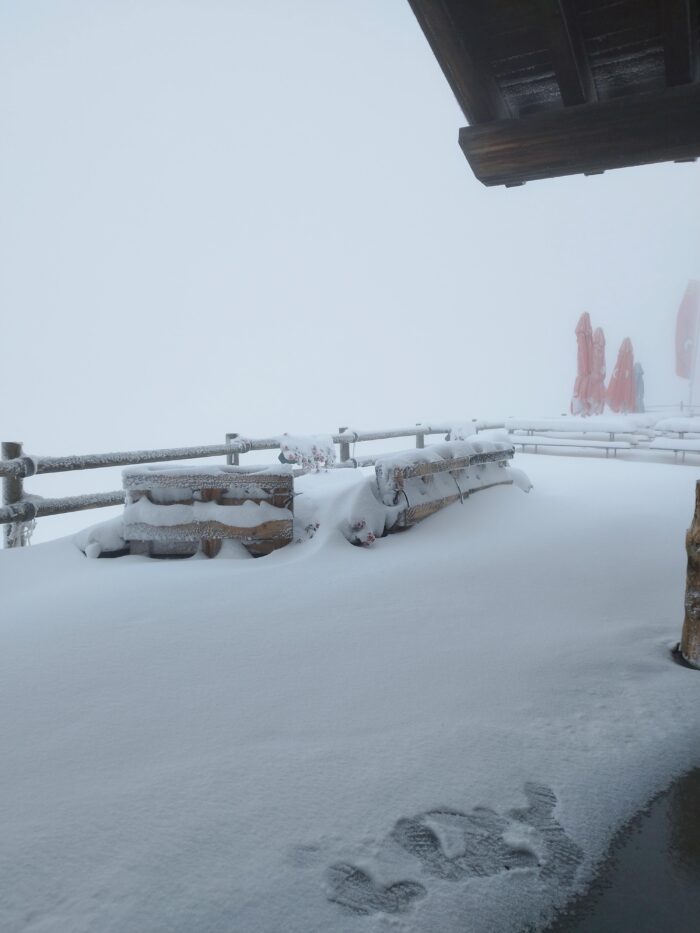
[1,421,502,547]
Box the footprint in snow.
[323,783,582,916]
[507,782,584,885]
[326,863,426,915]
[391,805,539,880]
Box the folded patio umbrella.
[633,362,645,413]
[571,312,593,415]
[606,338,636,413]
[675,280,700,380]
[589,327,606,415]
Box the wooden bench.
[653,418,700,439]
[648,438,700,462]
[511,435,630,458]
[506,418,653,442]
[375,442,517,530]
[123,464,294,557]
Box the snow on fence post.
[681,479,700,668]
[2,441,24,549]
[339,427,351,463]
[225,433,240,466]
[416,425,425,449]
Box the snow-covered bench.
[511,435,631,458]
[652,418,700,439]
[374,441,524,531]
[648,438,700,462]
[506,417,653,441]
[123,464,294,557]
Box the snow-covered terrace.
[2,447,699,931]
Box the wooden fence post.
[2,441,24,549]
[339,427,350,463]
[681,480,700,668]
[416,424,425,448]
[226,433,240,466]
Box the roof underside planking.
[408,0,700,185]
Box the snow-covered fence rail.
[0,422,504,547]
[225,422,504,467]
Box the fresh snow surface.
[2,455,700,932]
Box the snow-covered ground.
[2,454,699,932]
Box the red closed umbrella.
[571,312,593,415]
[606,338,636,413]
[589,327,606,415]
[675,280,700,380]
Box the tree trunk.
[681,480,700,668]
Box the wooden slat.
[400,492,462,526]
[383,447,514,487]
[548,0,598,105]
[407,0,511,123]
[459,81,700,186]
[662,0,699,86]
[396,479,515,528]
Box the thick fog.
[2,0,699,541]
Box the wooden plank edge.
[459,82,700,186]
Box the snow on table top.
[506,416,655,434]
[653,417,700,435]
[1,457,699,932]
[122,462,293,489]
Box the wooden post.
[681,480,700,668]
[416,425,425,449]
[2,441,24,549]
[226,433,240,466]
[339,427,350,463]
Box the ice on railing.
[447,421,503,440]
[278,434,336,472]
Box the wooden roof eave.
[460,81,700,186]
[409,0,700,186]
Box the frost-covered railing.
[0,422,505,547]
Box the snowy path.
[1,456,699,932]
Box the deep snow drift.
[1,455,699,932]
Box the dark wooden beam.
[407,0,511,124]
[547,0,597,105]
[662,0,699,86]
[458,82,700,186]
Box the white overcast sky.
[2,0,700,538]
